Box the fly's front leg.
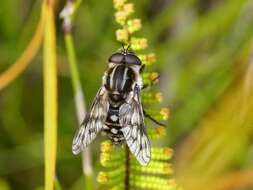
[142,74,160,90]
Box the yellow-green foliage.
[175,47,253,190]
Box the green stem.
[62,1,93,189]
[125,145,130,190]
[64,33,94,190]
[64,34,81,93]
[73,0,82,13]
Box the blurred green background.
[1,0,253,189]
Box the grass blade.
[43,2,58,190]
[0,14,43,90]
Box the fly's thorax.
[104,64,136,96]
[108,62,117,68]
[127,64,143,89]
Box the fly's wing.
[72,87,109,154]
[119,88,151,166]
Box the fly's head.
[108,47,143,73]
[106,46,144,91]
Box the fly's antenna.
[126,44,131,53]
[121,43,127,54]
[120,44,131,54]
[121,43,125,52]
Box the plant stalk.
[43,1,58,190]
[62,1,94,188]
[125,145,130,190]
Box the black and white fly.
[72,47,162,166]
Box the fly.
[72,46,164,166]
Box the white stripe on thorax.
[121,67,129,91]
[110,66,117,90]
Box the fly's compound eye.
[125,54,142,65]
[108,51,142,65]
[108,53,124,64]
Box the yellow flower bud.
[101,141,113,152]
[115,11,128,25]
[164,163,174,174]
[100,153,111,162]
[149,72,159,81]
[146,53,156,63]
[164,148,174,157]
[138,53,156,65]
[113,0,127,9]
[160,107,170,120]
[116,29,129,43]
[123,3,134,15]
[97,172,108,184]
[127,19,142,33]
[131,37,148,50]
[154,92,163,102]
[155,126,166,136]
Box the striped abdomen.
[103,105,125,144]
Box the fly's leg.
[142,74,160,90]
[140,65,164,126]
[143,110,166,127]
